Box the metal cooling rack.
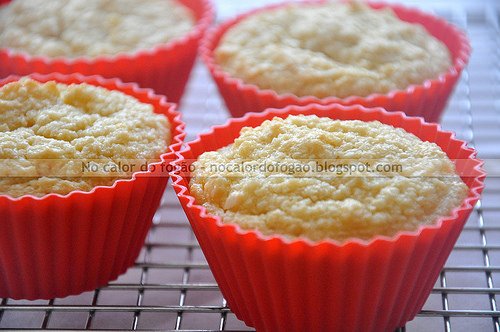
[1,0,499,331]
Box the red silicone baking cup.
[0,73,186,300]
[171,104,485,332]
[0,0,214,104]
[201,1,471,123]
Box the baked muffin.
[0,78,170,197]
[202,1,470,121]
[172,104,484,332]
[215,2,450,99]
[0,0,194,57]
[0,0,214,104]
[189,114,467,241]
[0,74,184,300]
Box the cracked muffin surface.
[189,115,467,242]
[0,78,170,197]
[215,2,451,98]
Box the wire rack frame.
[0,1,500,331]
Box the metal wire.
[0,1,499,331]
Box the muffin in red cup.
[0,0,214,104]
[171,103,484,332]
[201,1,470,122]
[0,73,185,300]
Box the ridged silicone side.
[171,104,485,332]
[0,73,186,300]
[0,0,214,104]
[200,1,471,123]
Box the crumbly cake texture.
[0,0,194,57]
[0,78,171,197]
[215,2,452,99]
[189,115,468,242]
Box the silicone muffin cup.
[171,104,485,332]
[201,1,471,123]
[0,0,214,104]
[0,73,186,300]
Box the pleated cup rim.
[171,103,485,249]
[0,72,186,202]
[200,0,471,107]
[0,0,215,65]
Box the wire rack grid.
[0,0,499,331]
